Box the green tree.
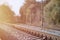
[44,0,60,25]
[0,5,15,23]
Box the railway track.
[1,23,60,40]
[0,23,41,40]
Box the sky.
[36,0,45,2]
[0,0,25,16]
[0,0,43,16]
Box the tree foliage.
[44,0,60,25]
[0,5,15,23]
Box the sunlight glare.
[36,0,46,2]
[0,0,25,16]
